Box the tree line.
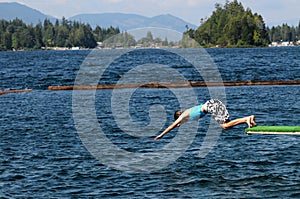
[268,23,300,43]
[0,16,197,50]
[187,0,300,47]
[1,1,299,50]
[103,31,190,48]
[0,17,120,51]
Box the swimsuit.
[189,104,206,120]
[203,99,230,124]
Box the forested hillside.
[0,18,120,51]
[188,0,268,47]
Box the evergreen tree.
[93,25,103,42]
[297,21,300,39]
[34,22,44,49]
[43,19,55,47]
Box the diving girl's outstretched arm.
[154,110,189,140]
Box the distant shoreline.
[2,44,299,53]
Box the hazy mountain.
[0,2,56,24]
[0,2,196,32]
[68,13,197,32]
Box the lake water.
[0,47,299,198]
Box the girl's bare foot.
[246,116,252,128]
[250,115,256,126]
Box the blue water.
[0,47,300,198]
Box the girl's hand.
[154,135,162,140]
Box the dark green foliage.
[267,23,300,43]
[189,0,300,47]
[189,0,269,47]
[0,18,120,51]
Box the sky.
[0,0,299,26]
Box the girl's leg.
[221,115,255,130]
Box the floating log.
[48,80,300,91]
[191,80,300,87]
[246,126,300,135]
[0,89,33,95]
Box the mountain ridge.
[0,2,56,24]
[0,2,196,32]
[68,13,197,32]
